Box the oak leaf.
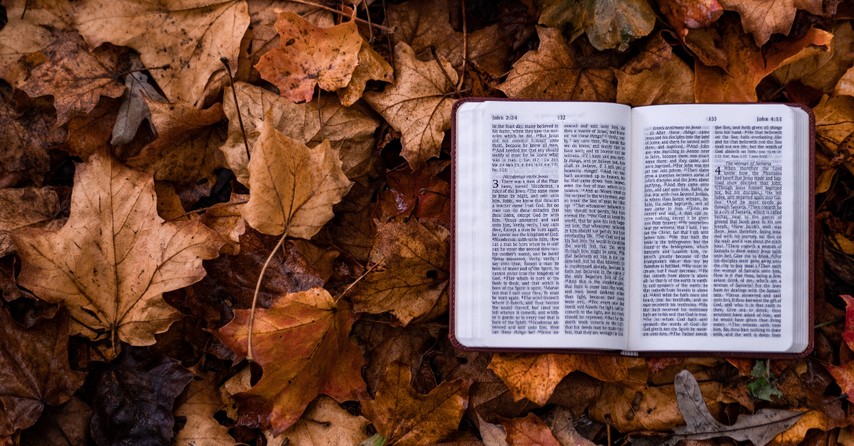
[361,360,471,446]
[216,288,368,435]
[539,0,656,51]
[616,33,695,106]
[693,16,832,102]
[275,396,370,446]
[719,0,822,46]
[174,371,235,446]
[498,27,617,102]
[0,307,84,438]
[657,0,724,36]
[364,43,457,170]
[351,219,450,326]
[0,187,59,257]
[12,151,224,348]
[488,354,645,406]
[71,0,250,106]
[501,413,560,446]
[240,120,352,238]
[255,12,361,103]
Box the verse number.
[493,180,499,188]
[707,116,717,122]
[715,166,721,174]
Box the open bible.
[452,100,813,356]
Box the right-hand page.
[627,104,810,354]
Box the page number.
[707,116,717,121]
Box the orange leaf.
[502,413,561,446]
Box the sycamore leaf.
[256,12,361,103]
[351,219,450,326]
[240,120,352,239]
[11,151,224,348]
[362,360,471,446]
[501,413,560,446]
[0,307,84,437]
[364,43,457,170]
[657,0,723,36]
[498,27,617,102]
[488,354,645,406]
[338,41,394,106]
[616,32,695,105]
[216,288,368,435]
[693,16,832,102]
[275,396,370,446]
[174,371,234,446]
[4,28,125,126]
[539,0,656,51]
[667,369,803,445]
[0,187,59,257]
[71,0,250,107]
[719,0,822,46]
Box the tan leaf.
[657,0,724,36]
[771,410,838,444]
[616,33,695,106]
[351,219,449,326]
[337,41,394,106]
[501,413,560,446]
[0,187,59,257]
[174,372,234,446]
[0,1,53,74]
[240,120,352,238]
[362,360,471,446]
[539,0,656,51]
[694,16,832,102]
[498,27,616,102]
[364,42,457,170]
[216,288,368,435]
[775,22,854,94]
[71,0,250,106]
[199,193,248,255]
[719,0,822,46]
[11,151,224,348]
[274,396,370,446]
[255,12,361,103]
[488,354,645,406]
[837,66,854,97]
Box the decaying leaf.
[255,12,361,103]
[361,360,471,446]
[539,0,656,51]
[12,151,224,348]
[274,396,370,446]
[216,288,367,435]
[111,67,167,146]
[0,307,84,438]
[0,187,59,257]
[501,413,561,446]
[719,0,822,46]
[667,369,803,445]
[174,371,234,446]
[364,42,457,170]
[240,120,352,239]
[351,219,450,326]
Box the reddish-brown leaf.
[501,413,561,446]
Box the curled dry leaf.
[12,151,224,349]
[351,219,450,326]
[0,187,59,257]
[71,0,250,106]
[255,12,361,103]
[274,396,370,446]
[719,0,822,46]
[216,288,367,435]
[362,360,471,446]
[0,307,84,438]
[364,42,457,170]
[240,120,352,239]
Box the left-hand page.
[453,100,632,350]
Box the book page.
[454,101,631,349]
[627,104,801,352]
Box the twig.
[286,0,394,32]
[334,257,384,303]
[220,57,251,162]
[457,0,467,90]
[430,47,461,97]
[247,228,289,362]
[167,199,248,221]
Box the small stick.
[457,0,467,90]
[220,57,251,162]
[286,0,394,32]
[247,230,289,362]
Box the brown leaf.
[719,0,822,46]
[12,151,224,348]
[274,396,370,446]
[693,16,832,102]
[362,360,471,446]
[338,41,394,106]
[0,307,84,437]
[364,42,457,170]
[351,219,450,326]
[501,413,561,446]
[72,0,250,106]
[19,397,91,446]
[0,1,53,73]
[498,27,617,101]
[488,354,645,406]
[374,162,451,226]
[539,0,656,51]
[657,0,724,36]
[241,120,352,238]
[199,193,248,255]
[616,33,695,105]
[174,371,234,446]
[4,28,125,126]
[111,65,167,146]
[216,288,367,435]
[814,95,854,175]
[590,381,687,432]
[546,406,597,446]
[774,22,854,95]
[0,187,59,257]
[328,182,377,262]
[255,12,361,103]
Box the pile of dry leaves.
[2,0,854,444]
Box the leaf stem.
[220,57,251,162]
[247,230,289,362]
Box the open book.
[452,100,814,356]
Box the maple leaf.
[71,0,250,107]
[501,413,561,446]
[498,27,617,102]
[693,16,832,102]
[0,307,84,438]
[12,150,224,348]
[657,0,724,36]
[0,187,59,257]
[616,32,695,105]
[351,219,450,326]
[338,41,394,106]
[539,0,656,51]
[275,396,370,446]
[364,42,457,170]
[255,12,361,103]
[174,371,235,446]
[240,120,352,239]
[488,354,645,406]
[361,360,471,446]
[718,0,822,46]
[216,288,368,435]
